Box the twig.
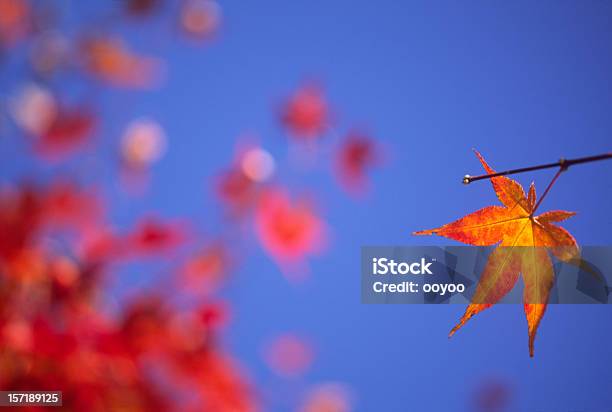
[462,153,612,185]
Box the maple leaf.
[414,150,579,356]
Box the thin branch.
[462,152,612,185]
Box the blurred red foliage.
[215,144,275,218]
[263,334,314,378]
[335,131,382,195]
[298,383,352,412]
[119,119,167,187]
[216,167,260,217]
[0,0,30,47]
[280,84,330,140]
[42,181,104,231]
[81,37,162,89]
[0,184,257,411]
[473,379,511,412]
[179,0,222,40]
[255,189,327,276]
[0,1,375,409]
[124,218,186,257]
[36,108,96,160]
[181,242,232,295]
[125,0,160,17]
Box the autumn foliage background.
[1,1,612,411]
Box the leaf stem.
[462,152,612,184]
[530,167,564,216]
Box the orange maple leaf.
[414,150,579,356]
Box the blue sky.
[1,1,612,411]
